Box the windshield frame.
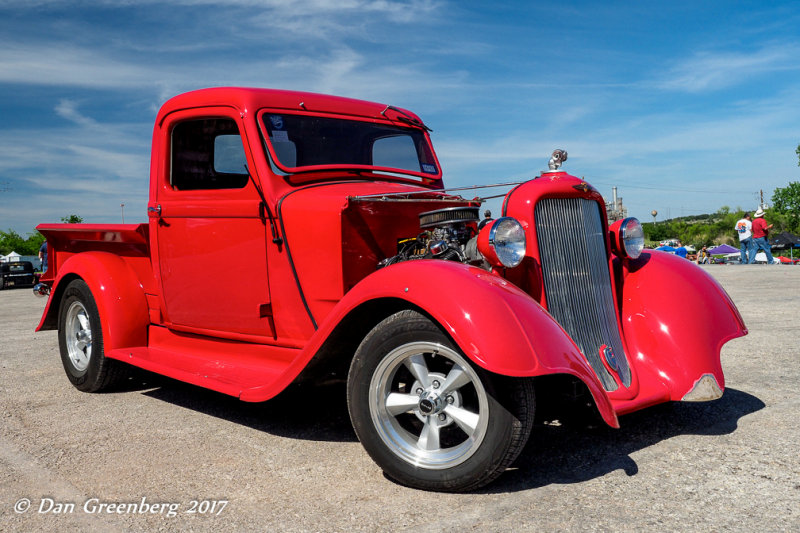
[256,109,443,183]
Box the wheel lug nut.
[415,388,423,395]
[438,413,446,421]
[432,380,440,389]
[446,395,454,404]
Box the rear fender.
[36,252,149,352]
[620,251,747,402]
[254,260,618,427]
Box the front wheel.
[58,279,129,392]
[347,310,534,492]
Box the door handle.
[147,204,162,217]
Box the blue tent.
[655,245,675,252]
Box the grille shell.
[534,198,631,391]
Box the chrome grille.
[535,198,631,391]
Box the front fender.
[259,260,618,427]
[620,252,746,404]
[36,252,149,352]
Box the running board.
[107,326,299,399]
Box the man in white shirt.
[735,213,753,264]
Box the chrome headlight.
[613,217,644,259]
[478,217,526,268]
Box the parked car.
[1,261,37,289]
[33,87,747,492]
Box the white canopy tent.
[754,252,780,264]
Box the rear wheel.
[347,310,534,492]
[58,279,129,392]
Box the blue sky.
[1,0,799,234]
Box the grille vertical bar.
[535,198,631,391]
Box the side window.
[171,118,249,190]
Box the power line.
[588,177,752,195]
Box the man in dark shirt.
[38,241,47,272]
[477,210,493,230]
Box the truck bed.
[37,223,155,294]
[37,223,149,273]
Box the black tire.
[347,310,535,492]
[58,279,129,392]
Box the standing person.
[697,246,709,264]
[38,241,48,272]
[751,208,774,264]
[735,213,754,264]
[477,209,493,230]
[674,240,688,259]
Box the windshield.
[261,113,439,179]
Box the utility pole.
[121,203,125,224]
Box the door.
[153,113,274,339]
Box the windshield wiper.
[381,105,432,132]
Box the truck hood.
[277,180,477,323]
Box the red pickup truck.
[34,87,746,491]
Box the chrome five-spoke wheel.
[370,341,489,469]
[64,300,93,372]
[58,279,129,392]
[348,309,534,492]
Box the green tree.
[771,182,800,233]
[643,222,669,243]
[0,229,26,255]
[60,214,84,224]
[0,229,45,255]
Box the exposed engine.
[378,206,484,268]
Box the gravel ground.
[1,265,798,532]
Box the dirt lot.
[1,265,798,532]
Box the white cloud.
[2,1,800,231]
[434,86,800,220]
[0,37,458,108]
[54,100,98,127]
[657,44,800,92]
[0,42,154,88]
[0,107,151,232]
[0,0,442,21]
